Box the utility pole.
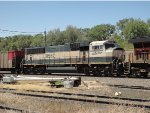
[44,29,47,47]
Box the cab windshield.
[105,43,115,49]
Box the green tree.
[47,28,65,45]
[65,25,80,43]
[47,27,90,45]
[77,28,90,41]
[147,19,150,36]
[31,34,44,47]
[116,18,134,33]
[124,19,149,39]
[55,31,66,45]
[112,34,133,50]
[147,19,150,26]
[87,24,115,41]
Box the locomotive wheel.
[33,67,39,74]
[142,72,148,78]
[84,67,90,76]
[102,69,111,77]
[143,74,148,78]
[131,71,137,78]
[125,74,131,78]
[94,70,101,76]
[23,67,32,74]
[39,67,46,74]
[116,73,121,77]
[107,70,112,77]
[116,71,122,77]
[94,68,103,76]
[104,70,109,77]
[131,70,140,78]
[77,67,83,73]
[101,70,105,77]
[11,69,15,74]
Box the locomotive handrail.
[112,58,117,73]
[112,52,124,74]
[20,59,25,73]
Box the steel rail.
[0,104,35,113]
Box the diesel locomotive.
[23,40,125,76]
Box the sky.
[0,1,150,37]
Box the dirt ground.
[0,76,150,113]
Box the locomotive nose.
[113,48,125,61]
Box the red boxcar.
[0,50,24,73]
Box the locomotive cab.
[89,40,125,64]
[89,40,125,76]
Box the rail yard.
[0,1,150,113]
[0,36,150,113]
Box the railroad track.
[1,72,150,79]
[0,104,35,113]
[103,83,150,91]
[0,88,150,109]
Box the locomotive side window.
[92,45,103,50]
[70,43,80,51]
[92,45,99,50]
[100,45,103,50]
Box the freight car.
[22,40,125,76]
[127,36,150,77]
[0,50,24,73]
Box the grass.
[0,80,66,92]
[0,80,111,94]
